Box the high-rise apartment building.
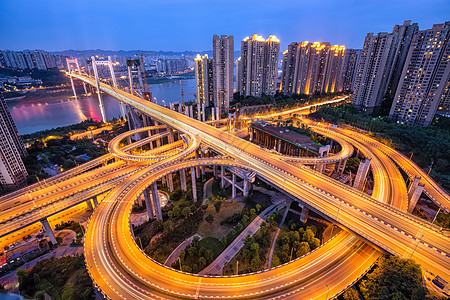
[156,59,188,74]
[1,50,58,70]
[0,93,28,190]
[194,54,214,107]
[281,42,348,96]
[337,49,361,91]
[237,35,280,97]
[212,35,234,113]
[352,21,418,114]
[323,45,346,94]
[389,22,450,126]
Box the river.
[7,79,197,135]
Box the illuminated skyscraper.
[194,54,214,107]
[0,93,28,189]
[237,35,280,97]
[281,42,347,95]
[212,35,234,113]
[389,22,450,126]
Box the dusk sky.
[1,0,449,52]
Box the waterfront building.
[0,93,28,189]
[194,54,214,107]
[389,22,450,126]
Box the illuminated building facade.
[237,35,280,97]
[0,93,28,190]
[281,42,347,95]
[212,35,234,113]
[194,54,214,107]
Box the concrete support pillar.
[243,179,250,197]
[144,188,154,220]
[214,165,218,178]
[232,172,236,199]
[353,159,371,190]
[91,57,107,123]
[137,195,143,206]
[408,183,425,213]
[408,176,421,200]
[316,164,325,173]
[41,218,57,245]
[168,128,175,143]
[337,158,347,174]
[151,182,162,221]
[69,76,77,98]
[195,151,201,178]
[86,199,94,210]
[300,207,309,223]
[200,151,205,175]
[216,107,220,121]
[189,105,194,119]
[178,103,183,114]
[250,128,253,142]
[191,167,197,202]
[180,169,187,191]
[167,173,174,192]
[92,197,99,208]
[221,166,225,189]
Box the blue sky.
[1,0,449,52]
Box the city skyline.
[1,0,449,52]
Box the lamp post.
[289,247,296,261]
[177,257,182,271]
[236,261,239,275]
[430,208,441,228]
[330,200,343,238]
[410,234,424,260]
[325,284,330,300]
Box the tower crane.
[135,52,155,101]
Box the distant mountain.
[50,49,241,59]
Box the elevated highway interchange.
[1,73,449,299]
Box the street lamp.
[430,207,441,228]
[289,247,296,261]
[236,260,239,275]
[177,257,182,271]
[330,200,343,238]
[410,234,424,260]
[325,284,330,300]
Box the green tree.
[435,213,450,229]
[205,249,214,263]
[182,207,191,218]
[206,214,214,224]
[295,242,310,257]
[214,201,222,213]
[342,288,359,300]
[360,255,429,300]
[16,269,27,286]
